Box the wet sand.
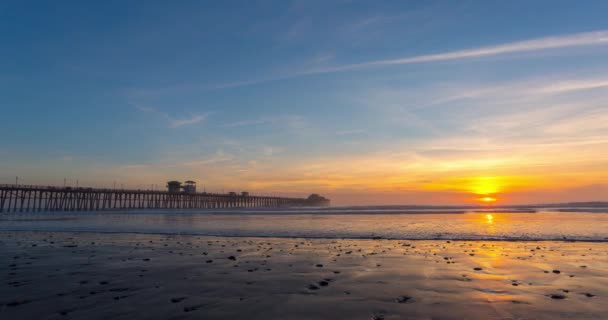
[1,231,607,319]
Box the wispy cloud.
[431,74,608,105]
[130,30,608,96]
[223,115,307,129]
[336,129,367,136]
[348,71,608,158]
[169,115,205,128]
[181,150,234,166]
[304,30,608,74]
[535,78,608,94]
[134,104,207,128]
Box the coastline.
[1,231,606,319]
[1,211,607,243]
[1,229,608,242]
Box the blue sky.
[1,1,608,204]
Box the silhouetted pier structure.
[0,184,329,213]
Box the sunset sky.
[1,1,608,205]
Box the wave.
[1,228,608,242]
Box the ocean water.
[1,207,607,241]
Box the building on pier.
[183,181,196,194]
[167,180,196,193]
[305,194,330,206]
[167,181,182,193]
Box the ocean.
[1,206,607,241]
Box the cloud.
[133,104,206,128]
[223,115,307,129]
[129,30,608,96]
[181,150,234,166]
[304,30,608,74]
[222,118,274,128]
[346,70,608,163]
[262,146,276,157]
[336,129,367,136]
[169,115,205,128]
[535,79,608,94]
[429,74,608,105]
[134,105,156,113]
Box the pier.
[0,184,329,213]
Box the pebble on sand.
[395,295,413,303]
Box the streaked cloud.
[223,115,308,130]
[134,104,206,128]
[129,30,608,96]
[336,129,367,136]
[305,30,608,74]
[535,78,608,94]
[181,150,234,166]
[169,115,205,128]
[435,75,608,104]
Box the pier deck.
[0,184,322,213]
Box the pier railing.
[0,184,316,213]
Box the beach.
[1,231,606,319]
[5,1,608,318]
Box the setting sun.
[479,196,497,203]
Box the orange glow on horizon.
[424,175,541,196]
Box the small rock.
[171,297,187,303]
[6,300,30,307]
[184,305,199,312]
[395,295,412,303]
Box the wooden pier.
[0,184,327,213]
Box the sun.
[479,196,497,203]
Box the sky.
[1,0,608,205]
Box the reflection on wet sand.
[1,231,606,320]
